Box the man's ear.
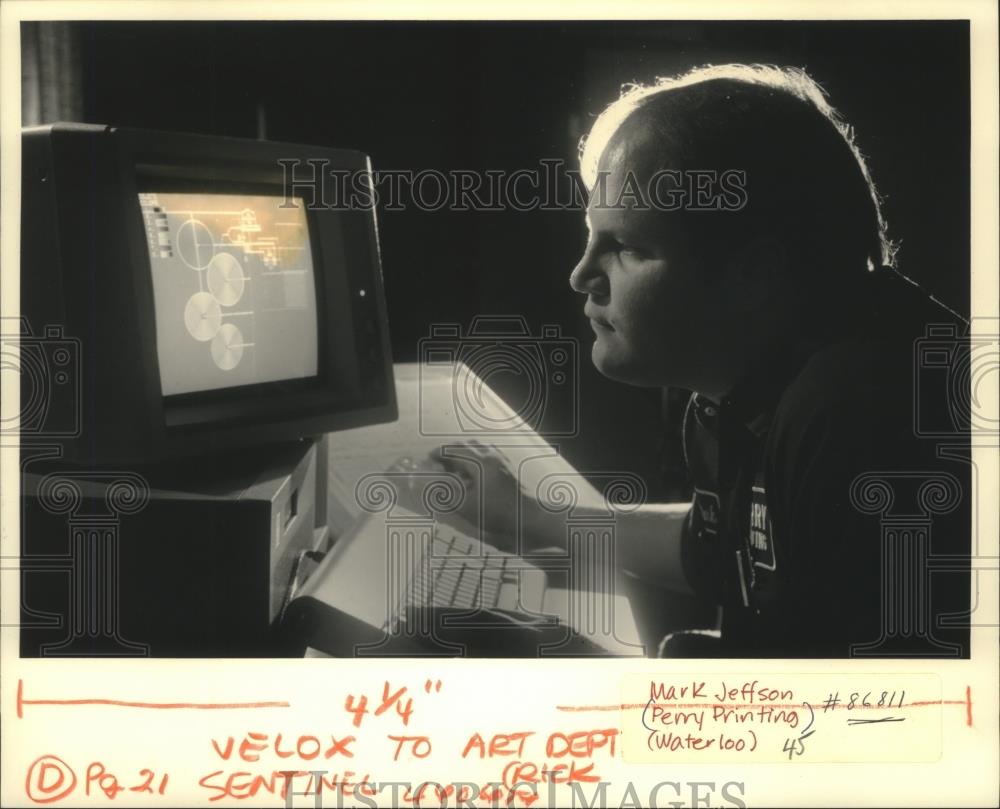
[720,235,790,311]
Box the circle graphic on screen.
[207,252,246,306]
[184,292,222,341]
[176,219,216,270]
[211,323,244,370]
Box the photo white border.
[2,2,997,806]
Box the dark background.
[23,20,971,495]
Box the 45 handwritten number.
[783,701,816,760]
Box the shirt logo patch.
[749,485,776,571]
[693,488,721,538]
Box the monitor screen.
[138,191,319,397]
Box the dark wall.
[50,20,970,490]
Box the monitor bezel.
[111,126,396,456]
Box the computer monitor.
[20,123,396,466]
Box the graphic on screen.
[138,192,319,396]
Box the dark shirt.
[676,270,971,657]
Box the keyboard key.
[481,572,502,608]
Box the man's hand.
[430,440,528,550]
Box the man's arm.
[427,442,695,596]
[523,499,694,595]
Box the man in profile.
[558,64,970,656]
[410,64,971,659]
[437,64,969,656]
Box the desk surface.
[325,361,605,534]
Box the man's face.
[569,140,730,393]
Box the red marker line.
[17,679,288,718]
[557,699,969,712]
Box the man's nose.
[569,248,608,296]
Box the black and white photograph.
[2,3,998,807]
[12,15,982,659]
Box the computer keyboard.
[394,524,548,619]
[284,500,645,656]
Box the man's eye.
[617,244,647,259]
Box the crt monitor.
[19,123,396,465]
